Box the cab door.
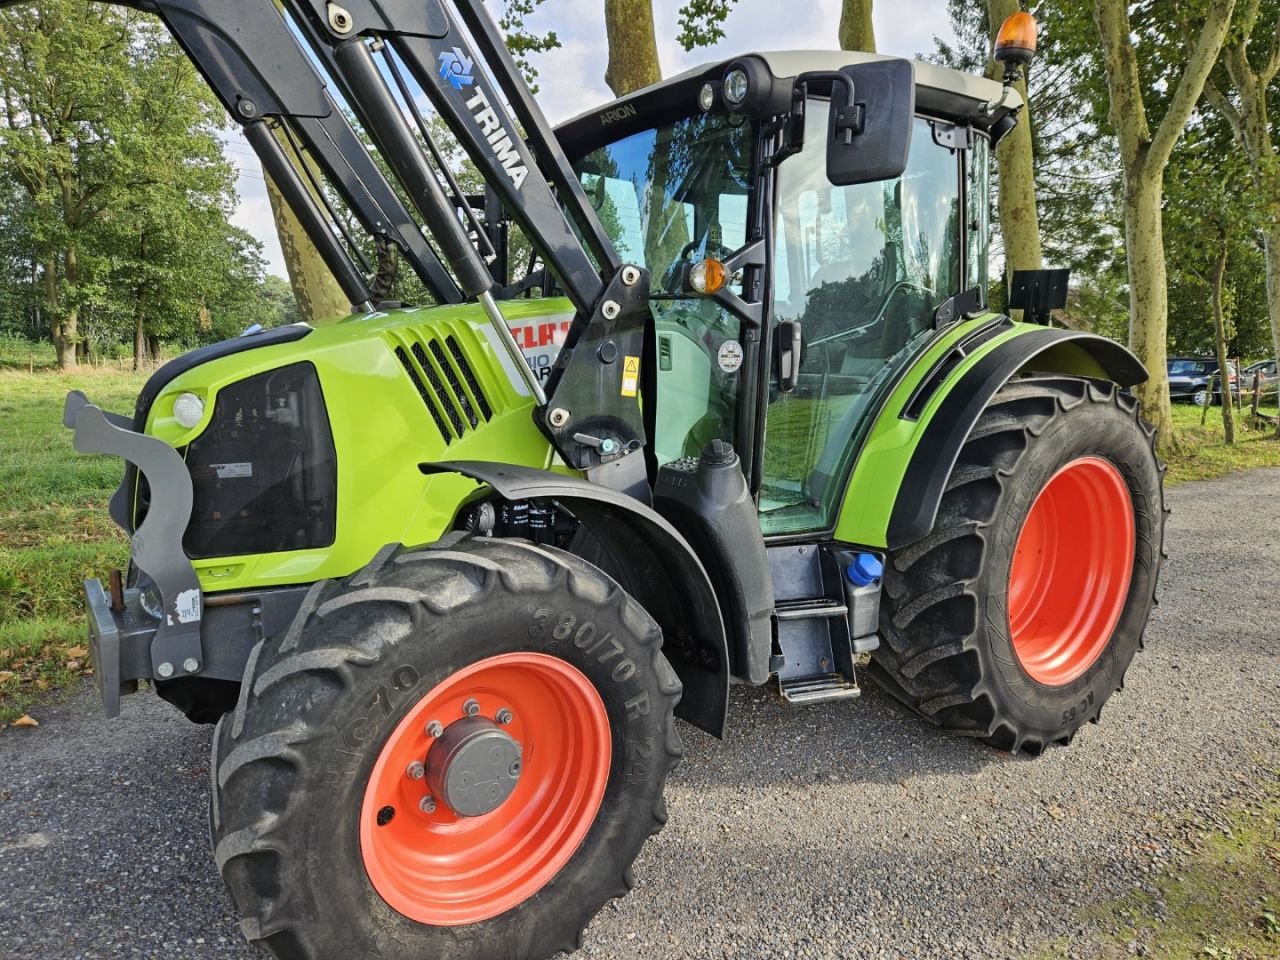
[759,112,981,537]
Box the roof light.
[689,258,728,296]
[994,11,1038,68]
[172,392,205,429]
[723,68,749,107]
[698,82,716,112]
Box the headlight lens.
[723,68,749,106]
[698,82,716,112]
[172,392,205,429]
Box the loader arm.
[44,0,649,486]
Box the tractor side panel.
[833,321,1147,550]
[140,300,570,595]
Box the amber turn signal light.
[994,11,1038,67]
[688,258,728,295]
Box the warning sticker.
[621,355,640,397]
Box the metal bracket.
[931,120,972,151]
[64,391,205,680]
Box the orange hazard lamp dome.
[995,11,1038,67]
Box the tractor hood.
[102,297,573,594]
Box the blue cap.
[846,553,884,587]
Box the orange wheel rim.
[360,653,611,925]
[1008,457,1135,687]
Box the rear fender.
[835,323,1147,550]
[884,329,1147,549]
[420,461,730,738]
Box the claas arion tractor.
[56,2,1164,957]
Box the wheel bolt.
[508,759,522,777]
[406,761,425,780]
[425,720,443,738]
[495,707,513,725]
[419,796,436,814]
[462,698,480,717]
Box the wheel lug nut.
[419,796,436,814]
[462,698,480,717]
[508,759,522,777]
[495,707,513,725]
[406,761,425,780]
[425,720,443,738]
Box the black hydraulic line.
[243,120,375,310]
[332,38,496,299]
[279,120,373,274]
[450,0,620,275]
[379,44,495,262]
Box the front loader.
[55,3,1165,957]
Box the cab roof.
[556,50,1022,159]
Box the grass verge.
[0,366,136,723]
[1038,776,1280,960]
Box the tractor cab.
[557,52,1013,535]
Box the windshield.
[573,113,756,463]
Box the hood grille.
[390,330,495,444]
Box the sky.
[226,0,959,279]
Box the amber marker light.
[688,258,728,295]
[994,11,1038,68]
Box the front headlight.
[172,392,205,429]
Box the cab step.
[779,674,862,704]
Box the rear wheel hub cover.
[425,716,523,817]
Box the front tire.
[211,536,682,959]
[869,377,1166,754]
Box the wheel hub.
[425,716,523,817]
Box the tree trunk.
[986,0,1042,307]
[133,303,147,371]
[603,0,660,96]
[1094,0,1237,456]
[264,172,351,325]
[1262,223,1280,435]
[1122,168,1175,448]
[1210,244,1235,444]
[838,0,875,52]
[147,334,161,360]
[49,248,78,371]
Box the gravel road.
[2,468,1278,960]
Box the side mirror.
[826,59,916,187]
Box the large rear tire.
[210,536,682,960]
[869,377,1166,754]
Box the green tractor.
[60,1,1164,957]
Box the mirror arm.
[771,84,808,167]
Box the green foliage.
[0,1,296,364]
[677,0,740,52]
[499,0,561,93]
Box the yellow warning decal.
[621,355,640,397]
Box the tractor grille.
[390,330,495,444]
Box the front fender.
[420,461,730,738]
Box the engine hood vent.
[389,330,495,444]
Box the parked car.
[1241,359,1278,398]
[1167,357,1239,405]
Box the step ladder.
[768,546,881,704]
